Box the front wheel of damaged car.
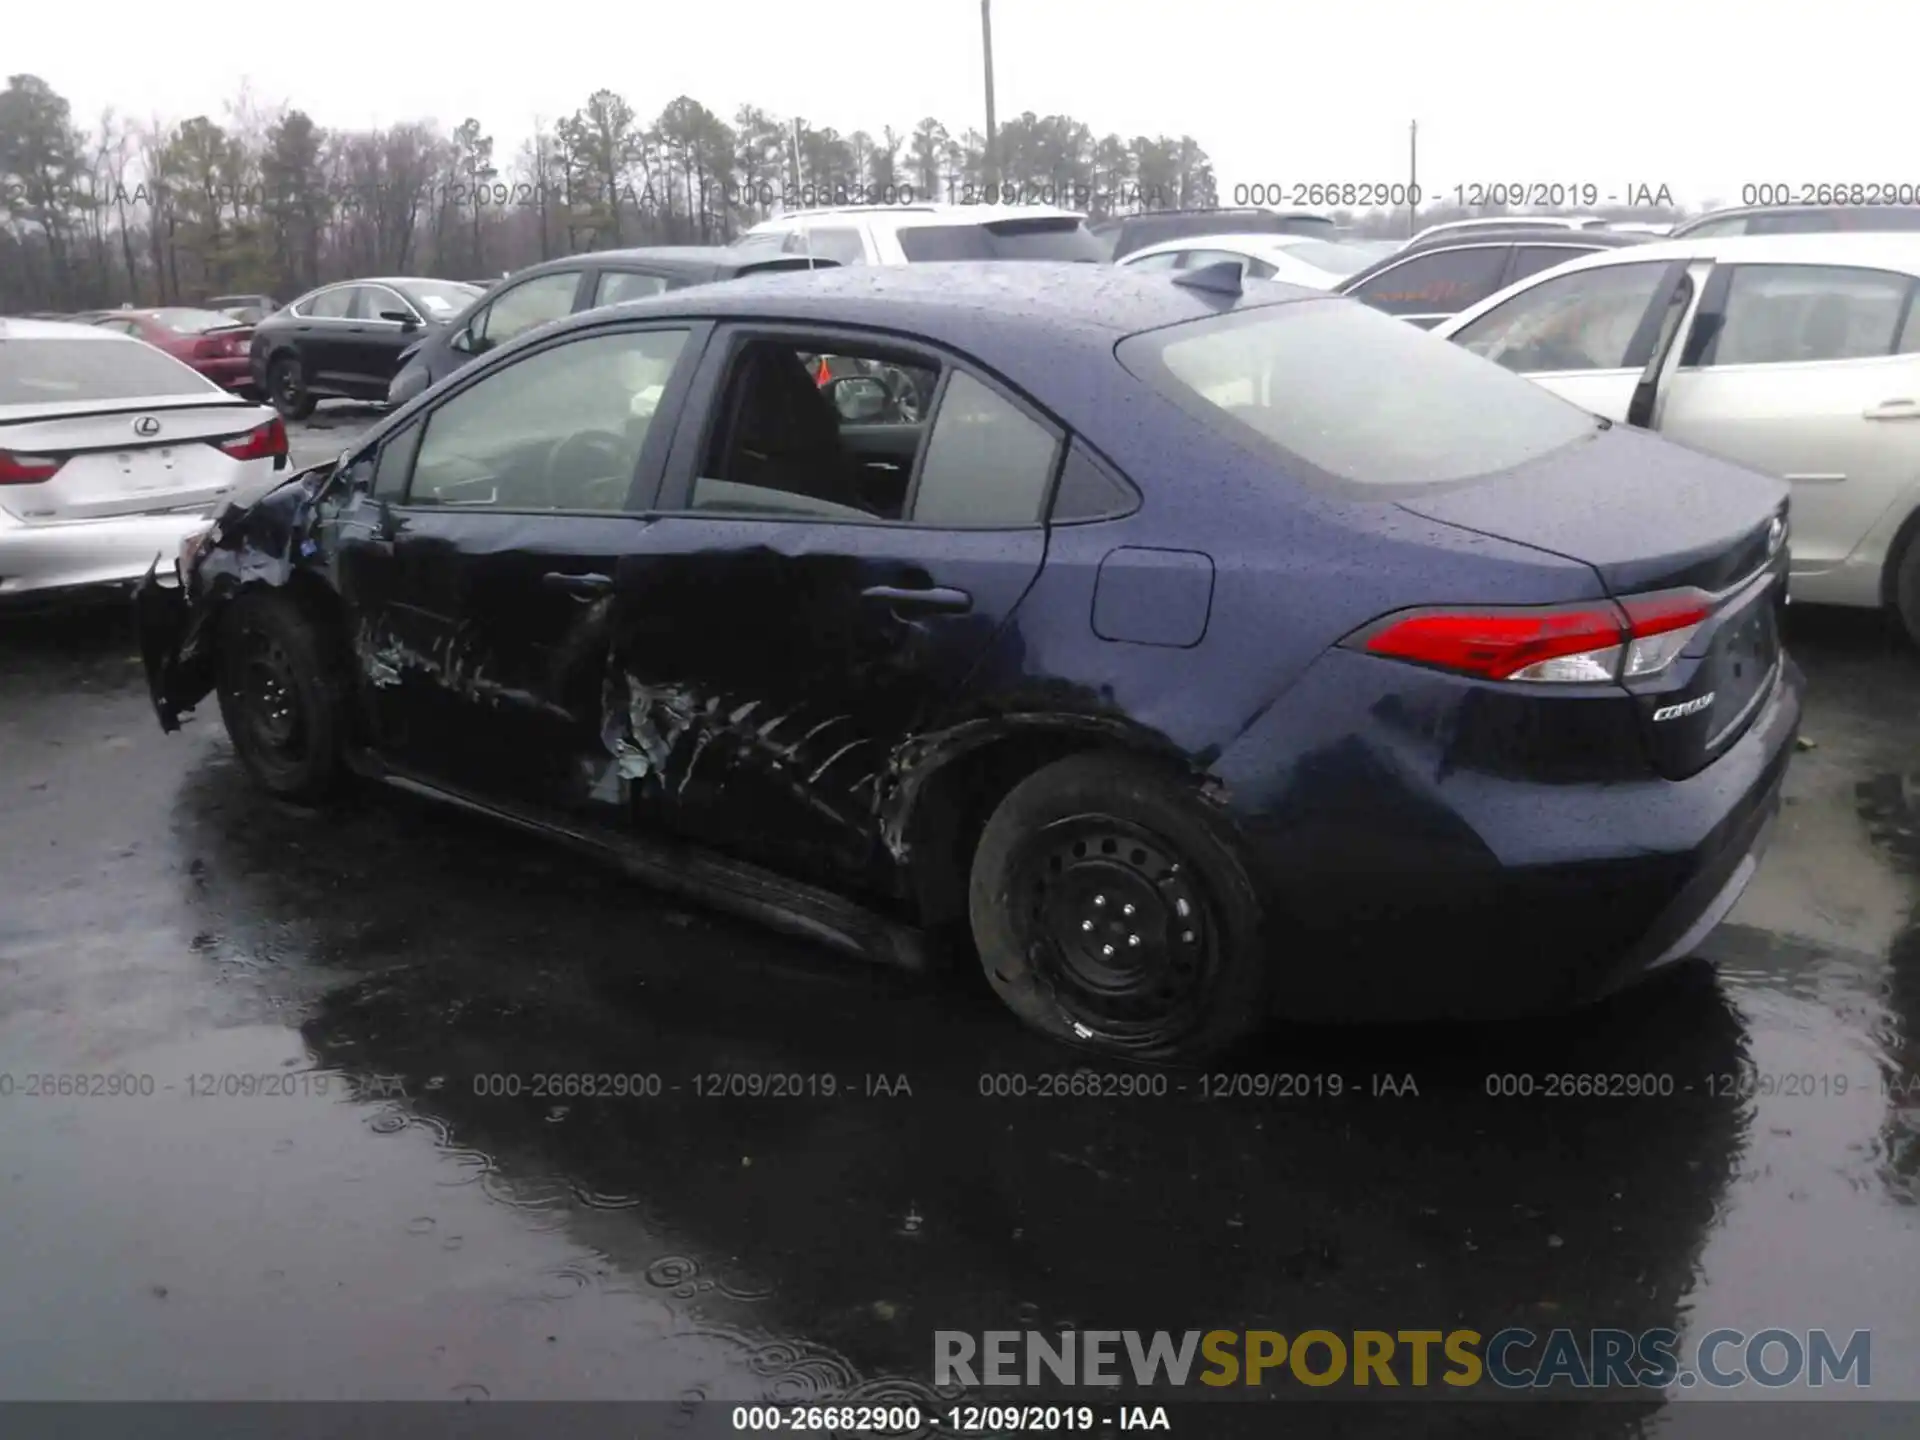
[968,754,1270,1063]
[215,591,347,802]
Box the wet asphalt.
[2,429,1918,1432]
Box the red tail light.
[0,450,64,485]
[214,417,287,462]
[1355,589,1715,684]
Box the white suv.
[737,203,1107,266]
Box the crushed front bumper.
[134,561,216,733]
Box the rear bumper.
[1213,648,1804,1022]
[194,357,254,392]
[0,511,211,604]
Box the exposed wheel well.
[901,730,1197,931]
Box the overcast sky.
[11,0,1916,210]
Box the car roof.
[559,260,1318,344]
[748,203,1084,231]
[1124,231,1358,258]
[1670,203,1920,235]
[1398,227,1649,252]
[0,317,132,340]
[1334,229,1649,293]
[1492,229,1920,276]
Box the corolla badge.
[1652,692,1715,722]
[132,414,161,437]
[1767,515,1785,555]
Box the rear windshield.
[0,337,215,404]
[153,307,246,333]
[1272,239,1391,275]
[1118,299,1600,487]
[898,219,1107,262]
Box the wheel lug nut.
[1081,920,1094,932]
[1181,930,1195,943]
[1122,903,1135,917]
[1093,894,1106,907]
[1127,934,1141,947]
[1175,898,1191,918]
[1101,944,1114,957]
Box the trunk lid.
[1395,423,1786,596]
[1,398,275,522]
[1398,423,1790,779]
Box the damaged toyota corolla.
[134,261,1803,1062]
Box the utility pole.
[1408,120,1419,237]
[981,0,998,195]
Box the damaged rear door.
[331,321,707,802]
[598,327,1065,893]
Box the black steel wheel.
[969,754,1269,1062]
[215,591,346,801]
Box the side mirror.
[827,375,888,422]
[382,309,421,330]
[450,325,475,354]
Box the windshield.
[0,337,217,405]
[1269,240,1389,276]
[1117,299,1600,487]
[897,219,1106,262]
[400,280,485,320]
[152,307,247,333]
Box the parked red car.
[89,308,256,394]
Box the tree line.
[0,73,1228,312]
[0,72,1696,315]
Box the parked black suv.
[1335,227,1650,328]
[250,277,483,420]
[387,245,838,407]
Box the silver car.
[1431,233,1920,639]
[1,318,288,603]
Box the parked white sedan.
[0,319,287,603]
[1431,233,1920,637]
[1115,232,1387,289]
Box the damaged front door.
[598,336,1065,894]
[333,321,703,802]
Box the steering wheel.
[542,430,633,508]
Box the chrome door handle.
[1864,399,1920,420]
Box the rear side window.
[1119,300,1599,488]
[784,227,867,264]
[897,219,1106,263]
[0,338,215,403]
[1345,246,1509,316]
[1704,264,1917,366]
[304,288,353,319]
[909,371,1061,526]
[596,270,671,306]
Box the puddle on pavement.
[4,600,1920,1421]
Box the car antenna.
[1172,261,1243,298]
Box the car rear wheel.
[968,754,1270,1063]
[215,591,346,802]
[268,355,316,421]
[1892,535,1920,649]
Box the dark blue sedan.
[134,262,1802,1061]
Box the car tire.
[968,753,1270,1063]
[1893,536,1920,650]
[215,590,347,802]
[268,354,317,422]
